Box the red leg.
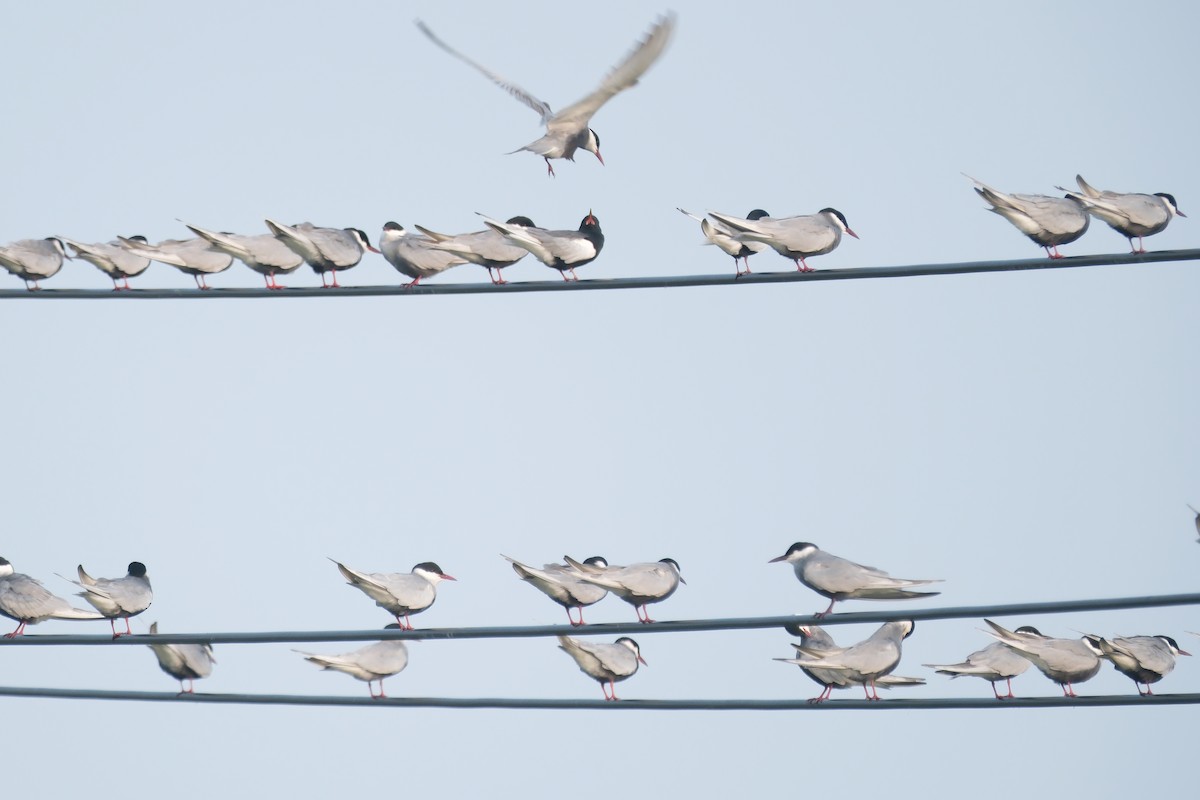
[813,597,837,619]
[4,621,27,638]
[330,271,341,288]
[545,158,556,178]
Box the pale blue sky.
[1,2,1197,797]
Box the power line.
[2,249,1197,300]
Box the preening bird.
[146,621,215,694]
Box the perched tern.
[563,556,684,623]
[776,620,915,701]
[415,217,535,285]
[707,208,858,272]
[296,640,409,699]
[558,635,646,701]
[333,559,456,630]
[503,555,609,626]
[118,236,233,290]
[0,557,104,637]
[147,621,215,693]
[984,619,1103,697]
[378,222,469,288]
[923,629,1038,699]
[264,220,379,288]
[966,175,1090,259]
[0,237,67,290]
[769,542,941,617]
[58,236,151,290]
[1059,174,1184,253]
[479,212,603,281]
[184,223,304,290]
[416,14,675,177]
[1091,634,1191,696]
[678,208,770,277]
[67,561,153,638]
[782,624,925,703]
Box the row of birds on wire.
[1,543,1193,702]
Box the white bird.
[0,237,68,290]
[264,220,379,288]
[1059,174,1185,253]
[782,624,925,703]
[558,635,646,701]
[1091,634,1191,696]
[707,208,858,272]
[0,557,104,637]
[678,208,770,277]
[479,212,604,281]
[146,621,215,693]
[67,561,153,638]
[776,620,916,701]
[564,556,684,623]
[984,619,1103,697]
[378,222,469,288]
[333,559,456,630]
[296,640,409,699]
[415,217,535,285]
[503,555,609,626]
[118,236,233,290]
[769,542,941,617]
[416,14,675,177]
[58,236,151,290]
[184,223,305,290]
[965,175,1090,259]
[923,628,1039,699]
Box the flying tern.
[769,542,941,617]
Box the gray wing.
[1108,637,1176,675]
[185,225,304,270]
[0,574,71,621]
[0,239,65,277]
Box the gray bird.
[0,237,68,290]
[1060,175,1185,253]
[776,620,916,701]
[678,208,770,277]
[415,217,535,285]
[1188,504,1200,543]
[416,14,675,177]
[58,236,151,290]
[68,561,153,638]
[333,559,456,630]
[147,621,215,693]
[984,619,1103,697]
[707,208,858,272]
[264,220,379,288]
[1091,634,1191,696]
[378,222,469,288]
[769,542,941,617]
[564,555,684,623]
[783,623,925,703]
[558,635,646,701]
[296,640,409,699]
[184,223,305,290]
[118,236,233,290]
[479,212,604,281]
[503,555,609,626]
[923,628,1039,699]
[0,557,104,637]
[966,175,1090,259]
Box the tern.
[0,237,67,290]
[0,557,104,637]
[296,640,409,699]
[147,621,215,693]
[769,542,941,617]
[479,212,603,281]
[984,619,1103,697]
[966,175,1090,259]
[782,624,925,703]
[58,236,151,290]
[563,556,684,623]
[333,559,456,630]
[265,220,379,288]
[66,561,153,638]
[923,629,1039,699]
[777,620,915,701]
[678,208,770,276]
[1090,634,1191,696]
[503,555,609,626]
[707,208,858,272]
[378,222,469,288]
[416,14,675,177]
[118,236,233,290]
[415,217,535,285]
[558,635,646,701]
[1059,175,1184,253]
[184,223,304,290]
